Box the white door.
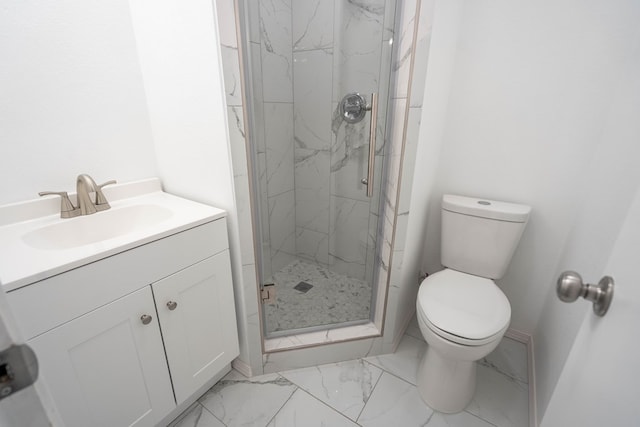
[153,251,239,404]
[541,186,640,426]
[29,286,175,427]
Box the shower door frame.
[239,0,400,342]
[226,0,427,357]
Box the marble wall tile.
[256,152,271,269]
[281,359,383,421]
[260,0,293,103]
[292,0,334,52]
[249,42,265,134]
[228,106,248,178]
[220,45,242,107]
[241,263,264,373]
[293,49,333,150]
[391,0,418,100]
[243,0,261,43]
[331,106,371,202]
[198,371,297,426]
[382,0,398,41]
[333,0,386,102]
[295,149,330,233]
[409,0,435,108]
[385,98,407,194]
[295,227,329,265]
[328,196,371,279]
[396,106,421,216]
[264,102,294,197]
[268,189,296,271]
[215,0,238,48]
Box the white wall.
[0,0,157,204]
[419,0,635,335]
[413,0,640,421]
[2,0,243,371]
[128,0,244,368]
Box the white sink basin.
[22,204,173,250]
[0,178,226,291]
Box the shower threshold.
[263,321,381,353]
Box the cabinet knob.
[140,314,153,325]
[166,301,178,311]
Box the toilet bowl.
[416,195,531,413]
[416,269,510,413]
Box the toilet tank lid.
[443,194,531,222]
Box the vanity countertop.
[0,178,225,291]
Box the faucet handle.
[38,191,80,218]
[95,180,117,211]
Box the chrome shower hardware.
[339,92,378,197]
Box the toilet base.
[417,345,476,413]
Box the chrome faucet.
[76,174,116,215]
[39,174,116,218]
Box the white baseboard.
[231,357,253,378]
[506,328,537,427]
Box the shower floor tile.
[263,259,372,334]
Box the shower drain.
[293,281,313,293]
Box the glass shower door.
[244,0,396,337]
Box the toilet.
[416,194,531,413]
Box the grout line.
[262,379,299,427]
[198,402,228,427]
[464,409,499,427]
[355,361,385,424]
[295,386,365,426]
[362,358,418,387]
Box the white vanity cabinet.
[6,216,239,427]
[29,286,175,427]
[152,250,236,404]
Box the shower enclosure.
[240,0,398,338]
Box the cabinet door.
[153,251,240,404]
[29,287,175,427]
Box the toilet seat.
[417,269,511,346]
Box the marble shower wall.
[247,0,397,283]
[217,0,435,374]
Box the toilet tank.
[441,195,531,280]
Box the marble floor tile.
[280,359,383,421]
[364,334,427,385]
[405,313,423,341]
[168,403,225,427]
[357,372,434,427]
[466,363,529,427]
[198,370,297,427]
[426,411,496,427]
[481,337,528,384]
[266,389,359,427]
[174,330,529,427]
